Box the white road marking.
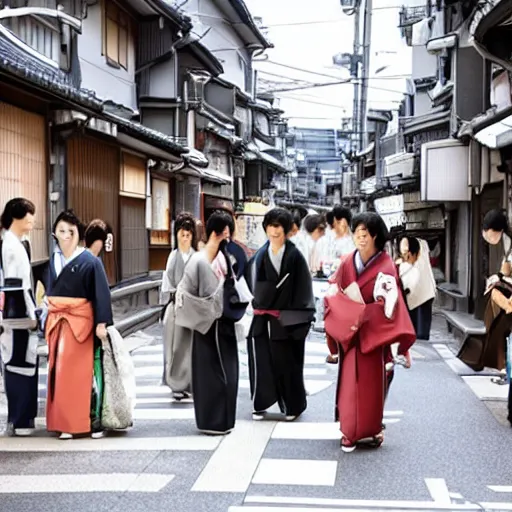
[488,485,512,492]
[272,416,401,440]
[425,478,452,504]
[191,420,274,493]
[0,436,220,452]
[32,406,195,425]
[241,495,488,510]
[252,458,337,487]
[0,473,174,493]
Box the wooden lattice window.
[103,1,129,69]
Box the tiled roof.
[0,31,102,111]
[0,31,187,156]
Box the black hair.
[403,236,420,256]
[303,214,326,235]
[351,212,389,252]
[332,205,352,225]
[326,211,334,228]
[0,197,35,230]
[52,209,84,239]
[483,209,509,234]
[84,219,112,248]
[174,212,198,250]
[206,210,233,239]
[291,209,302,229]
[262,207,293,235]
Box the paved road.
[1,320,512,512]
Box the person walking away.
[44,210,113,439]
[0,198,38,436]
[84,219,113,257]
[324,212,415,452]
[397,236,436,340]
[178,211,239,435]
[160,212,197,400]
[246,208,315,422]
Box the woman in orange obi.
[43,210,113,440]
[324,212,415,453]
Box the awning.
[458,104,512,148]
[469,0,512,71]
[245,142,291,173]
[175,164,232,185]
[401,108,450,136]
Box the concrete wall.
[78,4,137,110]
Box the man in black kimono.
[246,208,315,422]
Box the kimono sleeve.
[292,248,315,310]
[2,243,20,282]
[92,258,113,326]
[358,275,415,355]
[160,250,177,304]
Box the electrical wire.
[256,60,413,82]
[257,69,407,95]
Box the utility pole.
[351,4,361,161]
[359,0,373,159]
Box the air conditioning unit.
[420,139,470,202]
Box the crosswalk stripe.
[241,495,483,510]
[0,473,175,493]
[0,435,220,452]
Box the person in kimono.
[397,236,436,340]
[480,209,512,422]
[84,219,113,257]
[0,197,38,436]
[44,210,113,440]
[179,210,238,435]
[325,212,415,452]
[160,212,197,400]
[246,208,315,422]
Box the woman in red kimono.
[325,212,415,452]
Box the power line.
[276,93,401,109]
[258,69,407,95]
[255,59,412,82]
[262,6,406,27]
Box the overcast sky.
[245,0,422,130]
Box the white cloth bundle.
[102,326,136,430]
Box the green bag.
[90,346,104,432]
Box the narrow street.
[1,318,512,512]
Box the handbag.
[222,248,251,322]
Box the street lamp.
[332,52,361,78]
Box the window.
[104,1,129,69]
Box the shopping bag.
[101,327,136,430]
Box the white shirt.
[268,244,285,275]
[2,230,33,291]
[53,246,85,278]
